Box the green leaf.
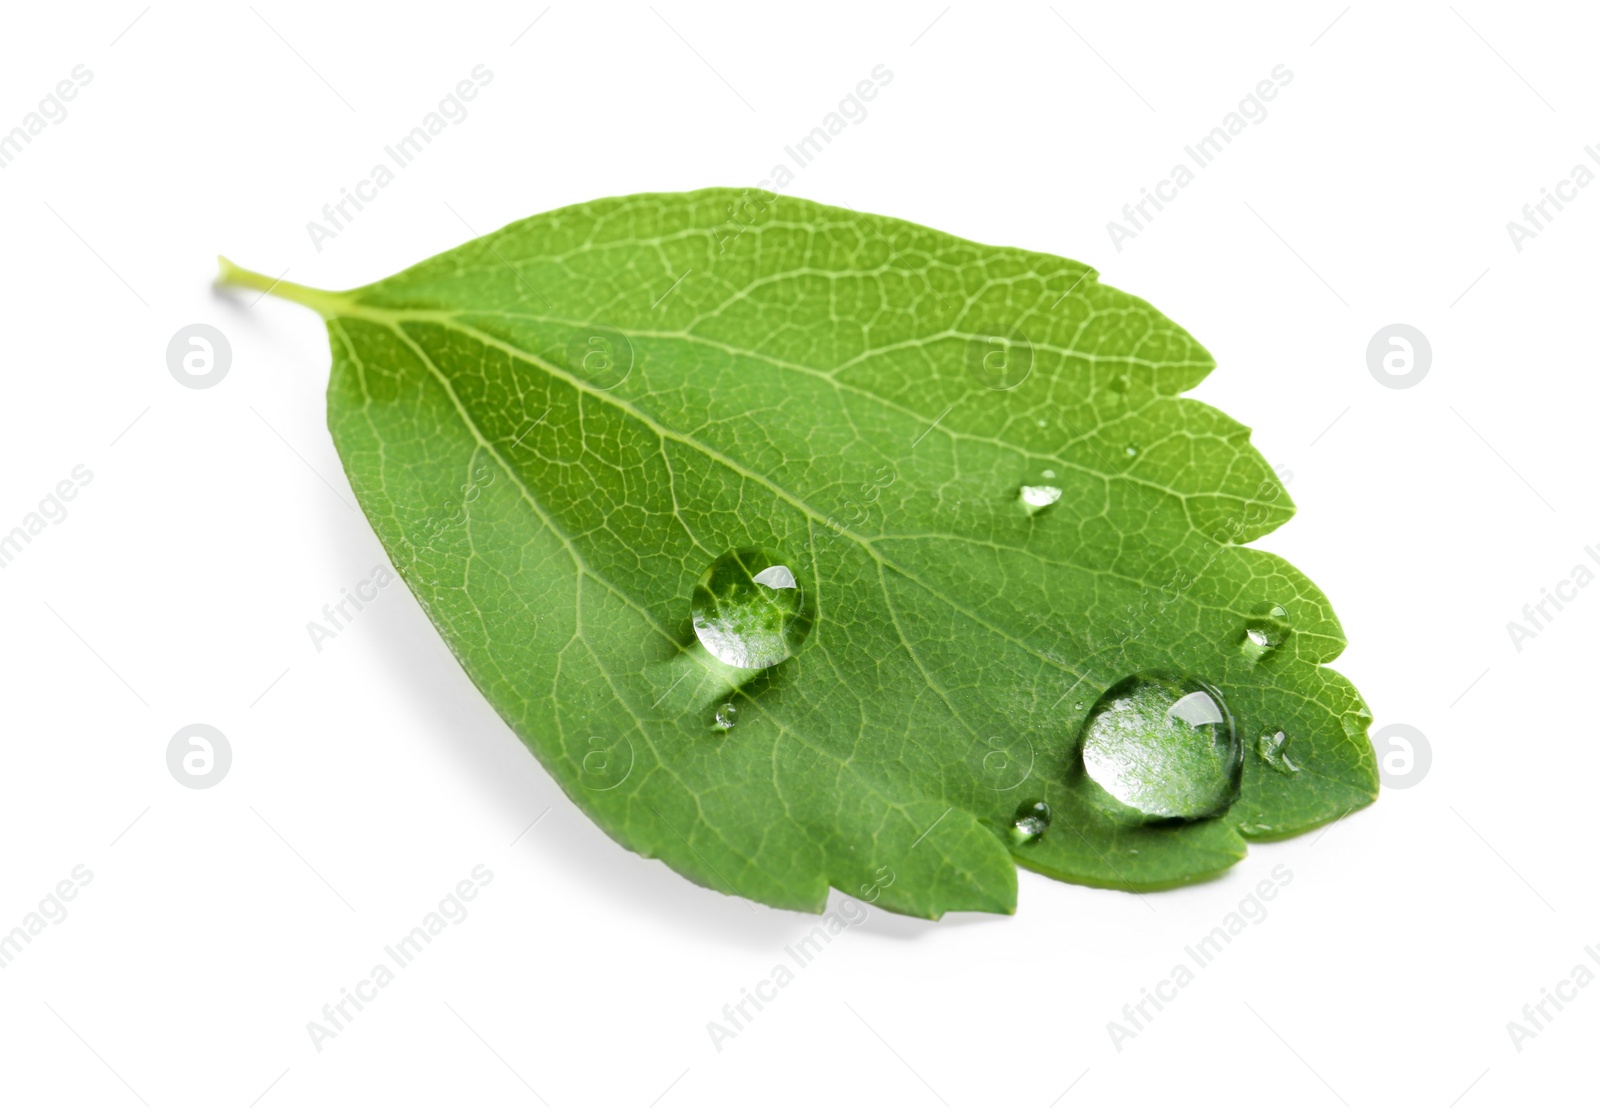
[220,189,1376,918]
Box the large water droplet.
[1010,800,1051,845]
[1077,672,1241,820]
[1258,727,1298,775]
[692,548,815,669]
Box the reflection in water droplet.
[752,565,796,589]
[1018,483,1063,514]
[712,702,739,732]
[1077,672,1241,820]
[1258,728,1298,774]
[1010,800,1051,845]
[692,548,815,670]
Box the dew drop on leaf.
[1257,727,1298,775]
[1018,483,1063,514]
[1009,800,1051,845]
[1238,604,1290,664]
[712,702,739,732]
[691,548,815,669]
[1239,627,1276,661]
[1078,672,1241,820]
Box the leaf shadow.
[330,529,828,946]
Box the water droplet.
[1077,672,1241,820]
[1258,727,1298,775]
[1238,604,1290,663]
[1074,700,1084,711]
[692,548,815,670]
[712,702,739,732]
[1018,483,1063,514]
[1124,444,1139,457]
[1239,627,1277,661]
[1010,800,1051,845]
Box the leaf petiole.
[215,256,353,318]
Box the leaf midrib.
[330,299,1094,690]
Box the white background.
[0,2,1594,1110]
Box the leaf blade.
[246,189,1375,916]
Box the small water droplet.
[692,548,815,669]
[1077,672,1241,820]
[1018,483,1063,514]
[1258,727,1298,775]
[712,702,739,732]
[1009,800,1051,845]
[1238,604,1290,663]
[1074,700,1084,711]
[1124,444,1139,457]
[1239,627,1277,662]
[1037,418,1049,428]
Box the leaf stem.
[215,256,354,317]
